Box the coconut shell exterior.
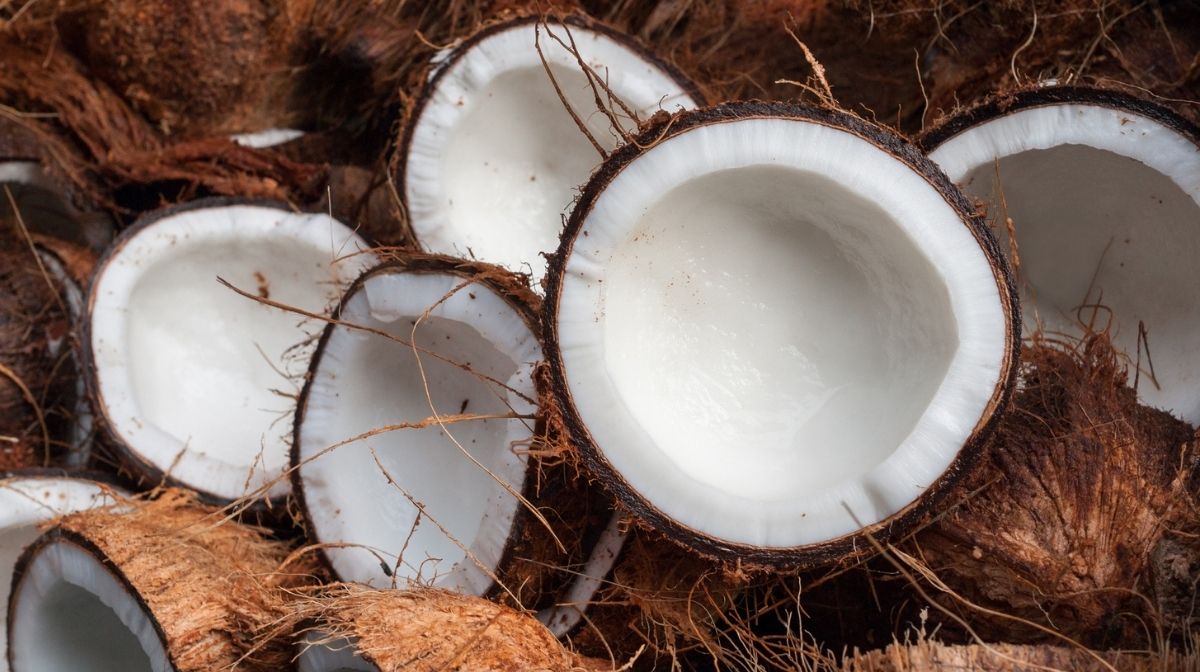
[12,490,300,671]
[910,335,1199,646]
[542,101,1020,569]
[296,584,608,672]
[842,640,1199,671]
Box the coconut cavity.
[549,106,1016,559]
[402,18,701,283]
[88,203,373,502]
[295,262,539,594]
[927,96,1200,425]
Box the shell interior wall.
[296,266,539,594]
[927,95,1200,425]
[88,203,374,502]
[403,18,701,283]
[297,634,377,672]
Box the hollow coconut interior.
[90,205,373,501]
[405,21,699,283]
[297,269,539,594]
[9,537,169,672]
[556,117,1010,549]
[929,102,1200,425]
[0,161,111,249]
[537,512,626,637]
[0,477,116,671]
[297,634,377,672]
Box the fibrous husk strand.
[842,638,1200,671]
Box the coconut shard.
[293,255,589,603]
[85,199,373,505]
[921,86,1200,425]
[397,15,704,285]
[544,102,1020,566]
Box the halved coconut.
[7,491,293,672]
[0,471,121,671]
[544,103,1020,566]
[921,86,1200,425]
[85,199,374,504]
[293,256,544,597]
[537,513,627,638]
[398,15,704,285]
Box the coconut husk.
[25,489,307,671]
[909,334,1199,647]
[293,583,609,671]
[842,639,1200,671]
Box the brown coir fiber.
[842,638,1200,671]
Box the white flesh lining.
[537,513,626,637]
[298,271,538,594]
[559,118,1009,548]
[405,22,699,284]
[90,205,374,501]
[10,538,169,672]
[230,128,304,148]
[298,633,378,672]
[0,478,117,672]
[929,103,1200,425]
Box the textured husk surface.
[842,639,1200,671]
[293,583,609,671]
[46,490,305,671]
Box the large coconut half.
[397,15,704,284]
[85,199,374,504]
[921,86,1200,425]
[544,102,1019,566]
[293,256,546,597]
[0,471,121,671]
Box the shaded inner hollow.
[604,165,958,500]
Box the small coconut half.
[921,86,1200,425]
[0,471,121,671]
[293,256,543,596]
[398,15,703,284]
[544,103,1019,566]
[85,199,374,504]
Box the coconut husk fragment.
[843,639,1200,671]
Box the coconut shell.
[842,640,1199,671]
[294,584,608,671]
[910,335,1198,646]
[15,489,303,671]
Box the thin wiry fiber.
[842,638,1200,671]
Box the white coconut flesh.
[230,128,305,148]
[405,21,700,283]
[297,269,539,594]
[89,205,374,501]
[298,634,377,672]
[556,117,1011,549]
[537,513,626,637]
[928,103,1200,425]
[9,537,169,672]
[0,477,120,671]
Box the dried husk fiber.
[842,638,1200,671]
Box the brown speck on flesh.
[468,292,476,299]
[459,399,469,414]
[253,271,270,299]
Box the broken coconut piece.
[0,471,121,671]
[293,256,544,596]
[921,86,1200,425]
[544,102,1019,566]
[7,491,294,672]
[398,15,703,284]
[537,512,627,638]
[85,199,374,504]
[293,585,605,672]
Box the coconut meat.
[405,21,699,283]
[9,538,168,672]
[0,476,118,671]
[90,205,373,501]
[298,270,538,594]
[557,118,1010,548]
[928,103,1200,425]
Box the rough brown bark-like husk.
[294,584,609,671]
[910,334,1199,646]
[842,640,1200,671]
[13,489,303,671]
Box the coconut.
[538,512,628,638]
[842,639,1200,671]
[293,254,605,608]
[6,490,297,671]
[922,86,1200,425]
[544,101,1018,567]
[397,15,704,285]
[293,584,606,672]
[84,199,375,505]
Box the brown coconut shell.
[909,334,1199,646]
[9,489,303,671]
[292,251,614,612]
[842,639,1200,671]
[293,583,609,672]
